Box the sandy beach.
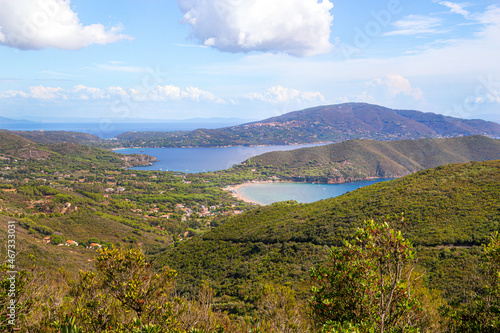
[223,183,264,205]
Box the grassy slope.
[158,160,500,310]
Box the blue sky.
[0,0,499,122]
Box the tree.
[309,217,422,332]
[70,248,184,332]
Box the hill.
[0,131,156,167]
[4,129,103,144]
[157,160,500,313]
[234,135,500,183]
[115,103,500,147]
[0,137,249,277]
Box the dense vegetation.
[3,217,500,332]
[114,103,500,147]
[158,160,500,314]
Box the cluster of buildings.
[43,236,102,249]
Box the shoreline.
[223,183,267,206]
[223,177,397,206]
[112,141,334,151]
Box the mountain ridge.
[115,103,500,147]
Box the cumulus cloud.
[0,84,226,103]
[370,75,424,101]
[245,86,325,104]
[0,0,133,50]
[178,0,334,56]
[29,85,66,99]
[181,86,225,103]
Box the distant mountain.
[115,103,500,147]
[0,116,34,123]
[237,135,500,183]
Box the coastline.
[223,177,397,206]
[223,183,265,206]
[112,141,333,151]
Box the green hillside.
[157,160,500,313]
[0,131,156,168]
[235,135,500,183]
[0,132,250,275]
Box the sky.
[0,0,499,123]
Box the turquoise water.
[116,143,330,173]
[237,179,392,205]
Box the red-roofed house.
[66,240,78,247]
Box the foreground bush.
[310,218,423,332]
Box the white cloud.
[155,85,182,100]
[72,84,105,100]
[439,1,470,18]
[105,86,128,97]
[0,0,133,50]
[369,75,424,101]
[29,85,66,99]
[245,86,325,104]
[182,86,225,103]
[0,90,28,99]
[0,84,226,104]
[384,15,444,36]
[178,0,334,57]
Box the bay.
[236,179,392,205]
[116,143,330,173]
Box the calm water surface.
[237,179,392,205]
[116,144,330,173]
